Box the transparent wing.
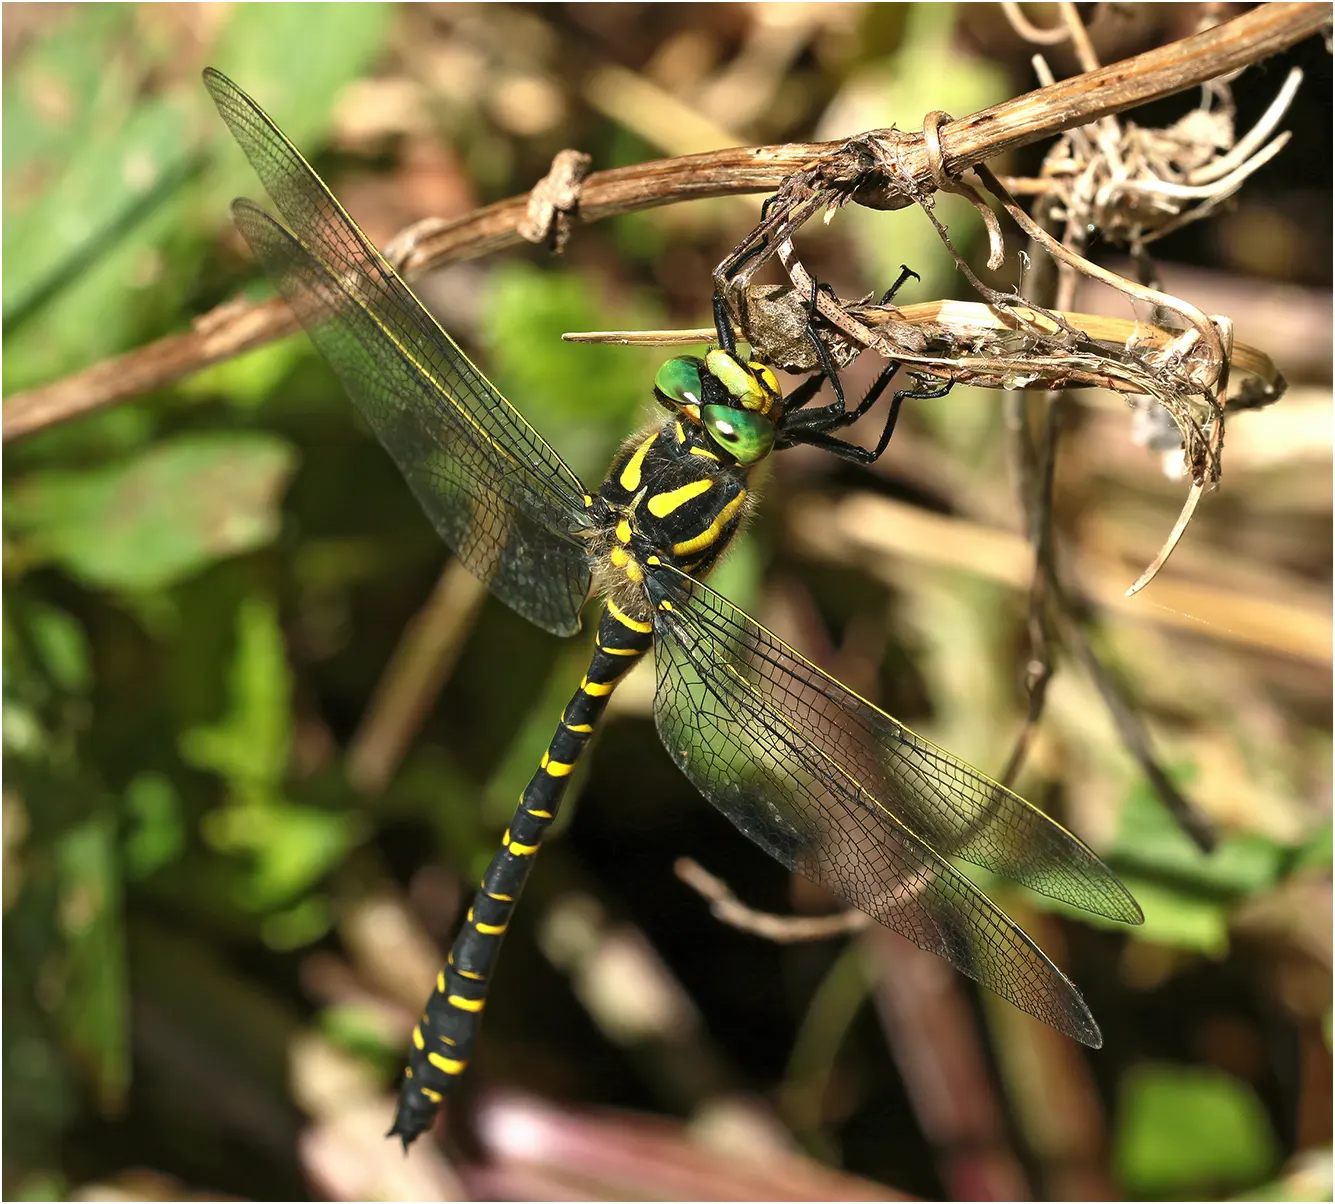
[205,68,592,636]
[647,566,1142,1047]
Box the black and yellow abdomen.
[389,602,652,1142]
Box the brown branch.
[3,1,1325,444]
[673,858,870,942]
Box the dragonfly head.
[653,352,782,466]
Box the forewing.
[648,567,1139,1046]
[205,69,591,635]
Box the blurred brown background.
[3,4,1330,1200]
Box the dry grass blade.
[564,302,1283,406]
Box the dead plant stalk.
[2,1,1326,442]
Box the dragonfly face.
[203,67,1143,1151]
[653,352,782,465]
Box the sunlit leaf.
[1113,1062,1278,1196]
[122,772,185,880]
[201,798,361,912]
[209,4,394,158]
[1112,784,1289,898]
[259,894,334,950]
[25,603,91,695]
[4,96,193,325]
[1112,876,1229,956]
[182,596,362,912]
[179,595,293,784]
[6,433,296,591]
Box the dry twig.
[2,1,1324,443]
[673,858,872,942]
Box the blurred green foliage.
[1113,1062,1279,1197]
[7,433,295,590]
[1111,779,1295,956]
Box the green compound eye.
[700,404,774,465]
[654,357,704,406]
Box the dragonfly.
[204,68,1143,1149]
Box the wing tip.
[1078,1019,1105,1050]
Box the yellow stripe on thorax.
[619,433,657,491]
[672,489,748,556]
[647,477,713,518]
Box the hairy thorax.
[585,416,759,621]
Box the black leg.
[867,376,951,460]
[780,374,952,465]
[783,428,884,464]
[790,263,919,428]
[844,362,899,426]
[800,276,849,415]
[713,195,783,336]
[881,264,920,305]
[781,372,828,414]
[782,391,903,465]
[713,291,736,354]
[781,360,897,437]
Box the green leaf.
[4,95,194,324]
[1113,1062,1279,1197]
[209,4,394,157]
[11,1172,69,1202]
[258,894,334,950]
[180,594,292,785]
[5,432,295,591]
[321,1001,401,1071]
[1112,784,1288,899]
[1112,876,1230,956]
[201,798,361,912]
[25,603,92,695]
[182,596,362,912]
[176,336,312,410]
[2,7,135,175]
[1102,783,1297,955]
[1292,819,1333,872]
[122,772,185,880]
[54,808,129,1113]
[2,35,205,393]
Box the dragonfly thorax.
[587,410,759,618]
